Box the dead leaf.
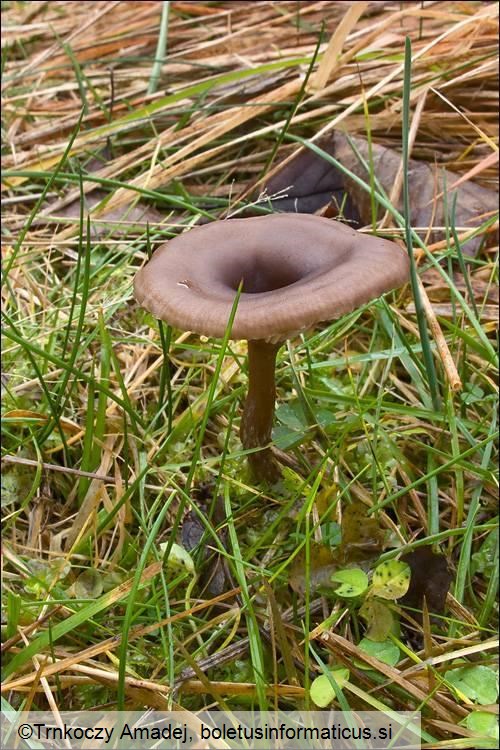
[289,544,338,597]
[264,132,498,256]
[46,188,164,235]
[42,149,164,234]
[335,133,498,256]
[181,495,230,597]
[400,547,452,616]
[263,140,361,221]
[339,500,387,564]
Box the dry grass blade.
[318,631,467,723]
[416,276,462,391]
[311,2,369,91]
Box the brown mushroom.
[134,213,409,483]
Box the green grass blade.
[117,489,176,709]
[148,1,170,95]
[402,36,440,410]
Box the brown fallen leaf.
[263,139,362,223]
[45,188,164,236]
[289,543,339,597]
[42,151,164,235]
[181,494,230,597]
[264,132,498,256]
[339,500,387,564]
[400,547,452,616]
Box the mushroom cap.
[134,213,409,340]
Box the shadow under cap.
[133,213,410,342]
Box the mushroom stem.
[240,339,282,483]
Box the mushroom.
[134,213,409,483]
